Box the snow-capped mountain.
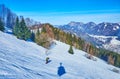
[59,22,120,53]
[59,21,120,36]
[90,22,120,36]
[0,4,17,28]
[0,31,120,79]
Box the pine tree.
[19,17,31,40]
[19,17,25,39]
[13,17,31,40]
[68,45,74,54]
[0,18,5,32]
[24,26,31,40]
[13,17,19,37]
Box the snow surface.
[89,34,120,53]
[113,25,119,30]
[103,37,120,53]
[0,31,120,79]
[110,38,120,45]
[88,34,117,43]
[88,34,118,39]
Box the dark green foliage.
[68,45,74,54]
[0,18,5,32]
[24,29,31,40]
[13,17,19,37]
[46,57,50,64]
[31,32,35,42]
[19,17,31,40]
[114,54,120,67]
[13,17,31,40]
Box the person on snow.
[46,57,50,64]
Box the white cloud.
[15,11,120,25]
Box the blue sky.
[0,0,120,25]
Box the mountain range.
[58,21,120,54]
[59,21,120,36]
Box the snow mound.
[0,31,120,79]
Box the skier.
[46,57,50,64]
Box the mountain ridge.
[58,21,120,53]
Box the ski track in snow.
[0,31,120,79]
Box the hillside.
[0,31,120,79]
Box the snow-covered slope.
[0,31,120,79]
